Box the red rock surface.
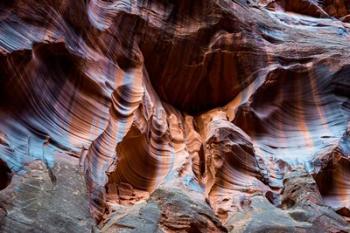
[0,0,350,232]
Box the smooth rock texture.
[0,0,350,232]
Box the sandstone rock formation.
[0,154,95,233]
[0,0,349,232]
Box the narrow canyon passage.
[0,0,350,232]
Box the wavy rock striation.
[0,0,350,232]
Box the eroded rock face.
[312,129,350,222]
[281,169,350,232]
[0,154,95,233]
[102,188,227,233]
[0,0,350,232]
[225,168,350,233]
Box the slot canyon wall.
[0,0,350,232]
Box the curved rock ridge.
[312,127,350,222]
[0,0,350,232]
[259,0,350,19]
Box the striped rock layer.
[0,0,350,232]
